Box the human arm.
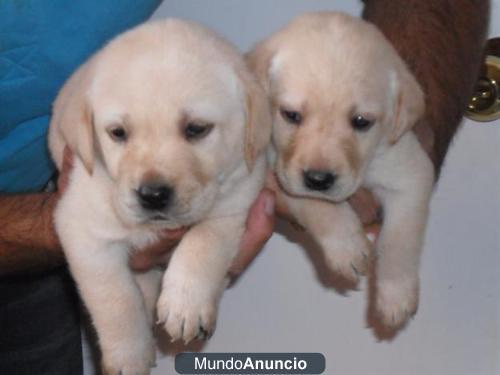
[362,0,490,174]
[0,148,77,276]
[0,165,275,278]
[346,0,490,229]
[0,193,62,276]
[0,0,164,276]
[130,188,276,277]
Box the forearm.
[362,0,490,175]
[0,193,63,276]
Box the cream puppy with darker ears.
[49,19,270,375]
[248,12,434,328]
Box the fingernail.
[366,232,376,243]
[263,193,275,216]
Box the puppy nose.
[303,169,336,191]
[137,183,172,210]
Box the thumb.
[229,189,275,278]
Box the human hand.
[267,172,381,242]
[53,148,276,275]
[348,188,381,242]
[129,189,276,275]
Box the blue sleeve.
[0,0,162,193]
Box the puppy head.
[248,12,424,202]
[52,19,270,228]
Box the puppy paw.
[376,279,419,328]
[101,338,156,375]
[321,233,371,284]
[157,276,218,344]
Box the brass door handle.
[466,38,500,122]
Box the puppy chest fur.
[251,12,434,329]
[49,18,270,374]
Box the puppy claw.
[180,318,185,340]
[320,231,371,285]
[157,277,218,345]
[197,329,209,341]
[197,321,214,341]
[350,263,360,277]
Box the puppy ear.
[240,40,281,171]
[389,64,425,144]
[246,40,277,93]
[52,62,95,174]
[238,68,272,171]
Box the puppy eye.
[107,126,128,142]
[184,122,214,141]
[280,108,303,125]
[351,115,374,132]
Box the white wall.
[84,1,500,374]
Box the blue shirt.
[0,0,161,193]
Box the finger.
[58,147,74,193]
[161,226,188,241]
[129,231,185,271]
[364,223,381,244]
[349,188,381,226]
[62,146,74,172]
[129,251,164,272]
[229,189,275,277]
[265,171,294,222]
[265,170,279,191]
[129,239,176,271]
[144,236,180,255]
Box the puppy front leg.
[65,242,155,375]
[374,190,431,328]
[157,216,244,344]
[135,268,163,325]
[282,191,371,284]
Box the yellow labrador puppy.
[249,12,434,328]
[49,19,270,374]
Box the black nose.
[137,183,172,210]
[303,169,336,191]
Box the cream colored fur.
[249,12,434,328]
[49,19,270,375]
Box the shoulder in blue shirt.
[0,0,161,193]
